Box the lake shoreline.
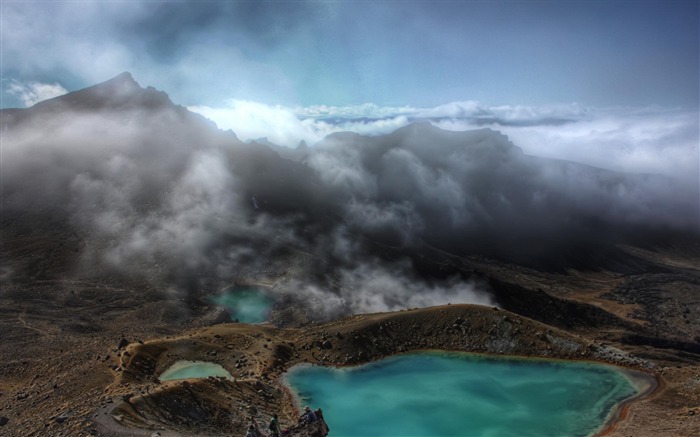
[594,368,662,437]
[106,304,682,436]
[280,348,660,437]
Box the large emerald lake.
[284,352,647,437]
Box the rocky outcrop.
[287,410,329,437]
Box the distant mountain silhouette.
[34,71,171,111]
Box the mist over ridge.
[1,73,697,318]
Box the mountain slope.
[1,73,699,437]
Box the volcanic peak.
[30,71,174,113]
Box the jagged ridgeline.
[1,73,696,305]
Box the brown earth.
[1,240,699,436]
[105,304,654,436]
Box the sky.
[1,1,698,181]
[1,0,698,109]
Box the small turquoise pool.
[284,352,647,437]
[209,287,274,323]
[159,360,234,381]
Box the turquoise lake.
[209,287,274,323]
[159,360,234,381]
[284,352,643,437]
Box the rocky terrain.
[1,248,698,436]
[1,74,698,436]
[106,304,655,434]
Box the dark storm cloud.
[0,76,494,315]
[1,77,696,317]
[122,1,319,61]
[307,123,698,265]
[3,1,698,108]
[125,4,225,62]
[1,1,326,107]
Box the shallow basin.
[209,287,274,323]
[159,360,234,381]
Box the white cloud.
[189,100,412,147]
[489,107,699,183]
[294,102,416,119]
[190,100,697,186]
[189,100,317,146]
[7,80,68,107]
[4,96,695,312]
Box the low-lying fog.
[1,76,697,318]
